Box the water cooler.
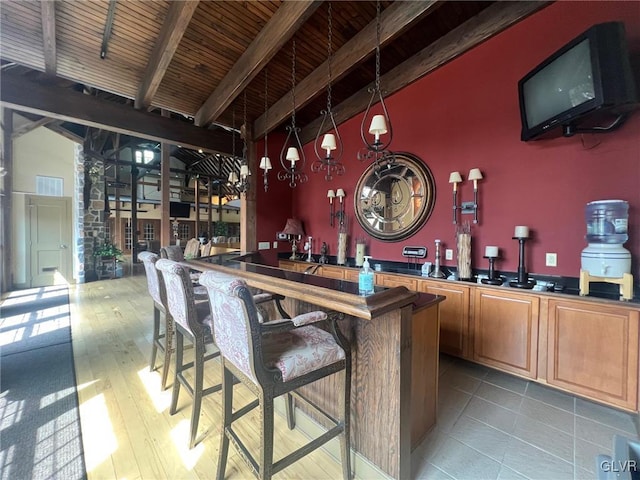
[580,200,633,300]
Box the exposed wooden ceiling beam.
[100,0,117,59]
[254,0,440,141]
[135,0,200,110]
[46,121,84,144]
[0,71,233,154]
[299,0,550,144]
[40,0,57,75]
[12,116,56,139]
[194,0,321,128]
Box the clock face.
[355,152,435,242]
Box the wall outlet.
[258,241,270,250]
[272,241,278,248]
[546,252,557,267]
[445,249,453,260]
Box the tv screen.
[519,22,637,141]
[169,201,191,218]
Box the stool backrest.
[138,251,165,307]
[184,238,201,259]
[160,245,184,262]
[199,271,262,383]
[156,258,200,336]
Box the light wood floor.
[70,274,346,479]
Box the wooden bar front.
[189,256,444,479]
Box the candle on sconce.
[514,226,529,238]
[336,188,345,203]
[240,164,249,177]
[485,246,499,258]
[321,133,336,157]
[327,189,335,204]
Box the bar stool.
[155,258,220,449]
[199,270,352,480]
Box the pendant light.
[312,2,344,181]
[278,39,307,188]
[357,0,395,169]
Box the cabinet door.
[473,289,539,378]
[419,281,470,358]
[279,260,308,272]
[318,266,345,280]
[546,299,639,411]
[344,268,360,283]
[375,273,418,290]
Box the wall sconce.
[465,168,483,224]
[327,188,346,227]
[449,171,462,224]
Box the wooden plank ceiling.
[0,0,549,189]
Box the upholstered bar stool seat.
[199,271,352,480]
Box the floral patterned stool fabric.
[199,270,352,480]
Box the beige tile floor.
[411,355,639,480]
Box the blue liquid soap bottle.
[359,255,375,295]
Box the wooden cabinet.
[278,260,309,273]
[473,288,540,379]
[317,265,345,279]
[375,272,418,291]
[419,281,470,358]
[545,298,639,411]
[344,268,360,283]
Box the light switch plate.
[546,252,557,267]
[445,249,453,260]
[273,241,278,248]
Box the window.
[135,150,155,164]
[125,219,133,250]
[36,176,63,196]
[142,222,155,241]
[178,224,190,241]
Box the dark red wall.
[258,1,640,279]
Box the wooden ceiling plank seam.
[194,0,322,128]
[299,0,549,144]
[253,0,440,140]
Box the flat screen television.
[169,201,191,218]
[518,22,637,141]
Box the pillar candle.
[485,246,499,257]
[514,226,529,238]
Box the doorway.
[27,195,72,287]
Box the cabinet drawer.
[375,273,418,291]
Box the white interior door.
[28,195,72,287]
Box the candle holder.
[481,256,503,285]
[509,236,535,289]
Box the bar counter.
[188,253,445,479]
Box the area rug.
[0,285,87,480]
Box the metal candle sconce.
[327,188,345,227]
[449,168,483,224]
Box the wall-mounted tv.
[169,201,192,218]
[518,22,637,141]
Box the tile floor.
[410,355,639,480]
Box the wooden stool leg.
[150,305,161,371]
[189,340,205,449]
[170,332,184,415]
[216,363,233,480]
[161,317,173,391]
[259,391,275,480]
[285,393,296,430]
